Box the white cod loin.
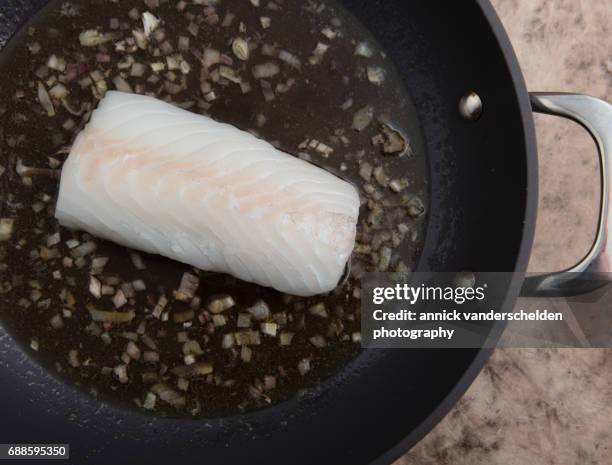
[55,91,360,296]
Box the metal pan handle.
[522,93,612,297]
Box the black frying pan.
[1,1,610,464]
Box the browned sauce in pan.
[0,0,428,416]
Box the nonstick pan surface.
[0,0,536,464]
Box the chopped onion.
[260,322,278,337]
[232,38,249,61]
[151,383,185,407]
[367,66,385,85]
[314,142,334,158]
[261,43,277,56]
[130,252,146,269]
[112,289,127,308]
[89,276,102,299]
[240,81,252,94]
[379,246,392,271]
[45,232,61,247]
[355,42,373,57]
[50,314,64,329]
[88,306,135,323]
[202,48,220,69]
[90,256,109,274]
[406,197,425,218]
[297,358,311,375]
[248,301,270,321]
[177,377,189,391]
[142,335,158,351]
[321,27,337,40]
[279,331,294,346]
[235,330,261,346]
[309,303,328,318]
[178,36,190,52]
[173,310,195,323]
[101,285,115,296]
[237,313,252,328]
[252,62,280,79]
[68,349,80,367]
[260,16,271,28]
[113,364,129,383]
[143,351,159,363]
[49,83,69,100]
[143,392,157,410]
[152,295,168,318]
[208,295,235,313]
[389,179,408,193]
[309,335,327,348]
[126,341,141,360]
[171,362,213,378]
[113,75,133,93]
[182,340,203,355]
[219,66,240,83]
[373,166,388,187]
[128,8,140,20]
[275,78,295,94]
[35,65,48,79]
[37,82,55,117]
[260,80,275,102]
[96,52,111,64]
[150,62,165,73]
[166,55,180,71]
[278,50,301,69]
[0,218,15,241]
[144,0,159,9]
[340,98,353,111]
[352,105,374,131]
[212,314,226,327]
[264,376,277,390]
[28,42,41,55]
[121,332,139,342]
[47,54,66,72]
[62,119,76,131]
[142,11,161,37]
[79,30,120,47]
[132,29,148,49]
[222,12,235,27]
[240,346,252,362]
[130,62,148,78]
[255,113,267,128]
[187,22,199,37]
[142,372,159,384]
[221,333,235,349]
[309,42,329,65]
[220,53,234,66]
[380,124,407,154]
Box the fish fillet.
[55,91,360,296]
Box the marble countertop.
[396,1,612,464]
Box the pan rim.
[369,0,539,463]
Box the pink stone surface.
[394,1,612,464]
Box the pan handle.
[521,93,612,297]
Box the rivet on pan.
[459,91,483,121]
[454,271,476,288]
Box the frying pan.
[0,0,610,464]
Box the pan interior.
[0,0,533,464]
[0,0,429,418]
